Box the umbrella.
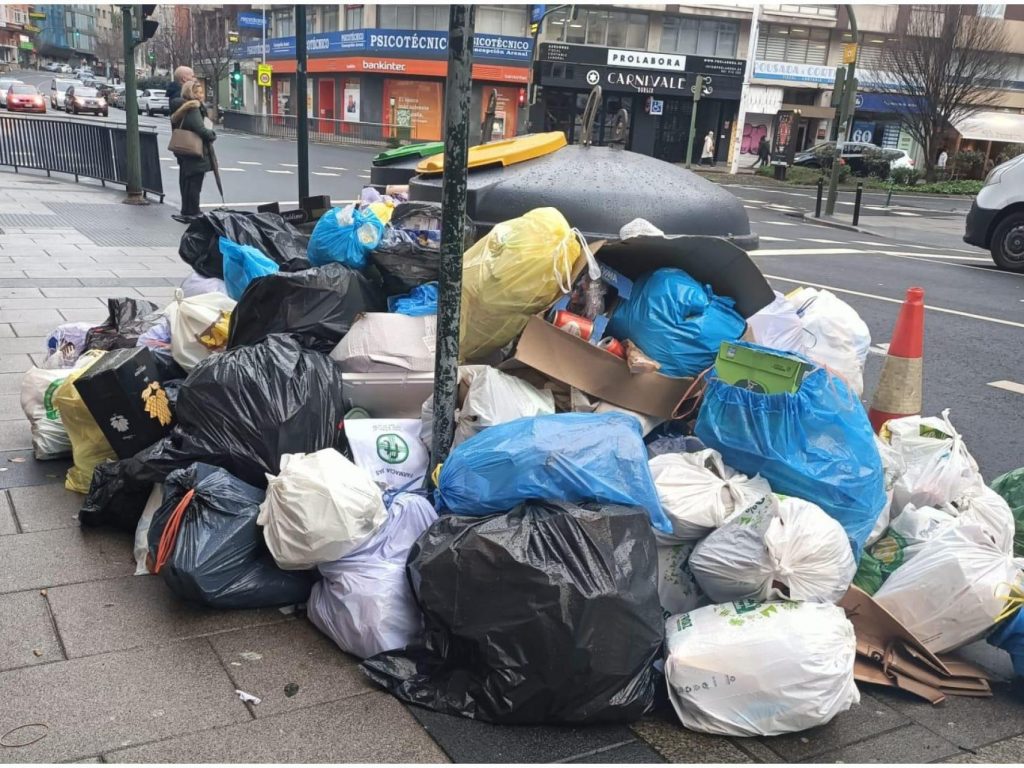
[209,142,226,207]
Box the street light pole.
[295,4,309,201]
[121,4,144,205]
[825,4,858,216]
[729,2,760,175]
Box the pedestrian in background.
[937,148,948,169]
[752,135,770,168]
[166,65,194,112]
[701,131,716,166]
[171,80,216,217]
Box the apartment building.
[0,4,33,68]
[33,4,99,65]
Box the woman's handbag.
[167,128,203,159]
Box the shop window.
[378,5,447,31]
[344,6,363,30]
[661,16,740,58]
[755,24,829,64]
[477,6,527,37]
[546,7,649,48]
[978,4,1006,18]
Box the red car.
[6,84,46,114]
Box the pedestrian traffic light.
[138,5,159,44]
[230,62,243,109]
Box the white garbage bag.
[180,271,228,298]
[747,291,809,354]
[874,524,1021,653]
[956,483,1015,554]
[883,410,981,511]
[42,322,94,369]
[788,287,871,396]
[655,536,708,618]
[649,448,772,540]
[133,484,163,576]
[868,434,907,545]
[345,418,429,492]
[664,601,859,737]
[20,366,75,460]
[169,290,236,372]
[258,449,387,570]
[307,492,437,659]
[330,313,436,373]
[690,495,856,604]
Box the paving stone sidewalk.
[1,168,1023,764]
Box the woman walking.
[701,131,716,166]
[170,80,216,217]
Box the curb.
[792,211,883,236]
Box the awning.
[952,111,1024,143]
[781,103,835,120]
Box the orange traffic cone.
[868,287,925,433]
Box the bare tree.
[190,7,232,116]
[867,6,1013,182]
[94,13,122,77]
[149,6,191,75]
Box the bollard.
[853,181,863,227]
[885,180,894,208]
[815,177,824,218]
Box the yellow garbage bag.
[368,200,394,225]
[460,207,582,361]
[53,350,117,494]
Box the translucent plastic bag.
[180,271,227,298]
[747,291,809,354]
[21,366,74,460]
[308,204,385,269]
[169,289,236,372]
[459,207,586,361]
[648,448,772,540]
[43,322,94,369]
[695,357,886,559]
[454,366,555,447]
[52,350,116,493]
[388,282,438,316]
[220,237,279,300]
[789,287,871,397]
[665,601,859,737]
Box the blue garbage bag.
[436,412,671,534]
[694,348,885,559]
[388,282,438,316]
[220,237,279,300]
[607,268,746,377]
[988,608,1024,677]
[308,205,385,269]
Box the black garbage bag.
[178,210,311,279]
[135,334,346,488]
[361,500,662,725]
[227,263,385,353]
[148,463,314,609]
[370,202,473,297]
[84,298,161,351]
[78,459,154,531]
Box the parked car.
[792,141,882,175]
[59,64,73,74]
[6,84,46,114]
[0,78,23,108]
[64,85,108,117]
[74,68,94,80]
[886,149,916,170]
[138,88,169,116]
[50,78,81,109]
[43,62,62,72]
[964,153,1024,272]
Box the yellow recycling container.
[415,132,567,175]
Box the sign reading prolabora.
[607,49,686,73]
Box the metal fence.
[222,110,414,149]
[0,113,164,199]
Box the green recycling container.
[370,142,444,191]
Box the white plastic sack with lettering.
[689,496,856,604]
[656,537,707,618]
[883,410,981,511]
[788,287,870,396]
[345,419,429,492]
[649,448,772,540]
[874,524,1021,653]
[330,313,436,373]
[307,493,437,659]
[20,366,75,460]
[664,601,859,736]
[258,449,387,570]
[169,290,236,372]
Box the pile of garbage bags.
[18,198,1024,740]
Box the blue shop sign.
[237,11,267,30]
[855,92,919,113]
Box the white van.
[964,154,1024,271]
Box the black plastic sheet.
[226,263,385,353]
[78,459,154,532]
[83,298,161,351]
[147,463,314,609]
[361,501,662,724]
[178,210,311,279]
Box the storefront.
[233,29,532,143]
[751,61,838,152]
[851,92,917,154]
[534,43,744,163]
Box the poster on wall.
[343,82,360,122]
[383,79,443,140]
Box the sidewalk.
[2,168,1023,763]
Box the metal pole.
[295,5,309,201]
[815,177,823,218]
[685,78,701,170]
[853,181,863,226]
[121,5,143,204]
[262,5,267,117]
[729,2,759,174]
[430,4,475,474]
[826,5,857,215]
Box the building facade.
[0,4,35,68]
[33,3,99,66]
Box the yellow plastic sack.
[459,207,582,361]
[53,350,117,494]
[368,201,394,225]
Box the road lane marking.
[760,220,797,226]
[988,380,1024,395]
[169,165,178,170]
[891,211,920,216]
[758,236,792,242]
[874,250,991,263]
[756,248,862,256]
[279,163,298,167]
[743,205,756,209]
[312,171,339,176]
[803,238,844,244]
[266,169,292,174]
[218,167,244,172]
[238,161,261,166]
[323,166,347,171]
[764,274,1024,329]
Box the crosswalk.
[749,231,995,268]
[159,156,370,181]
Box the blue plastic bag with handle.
[607,268,746,377]
[308,205,385,269]
[436,412,672,534]
[220,237,279,300]
[388,282,438,316]
[988,608,1024,677]
[694,346,886,559]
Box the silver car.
[50,78,81,109]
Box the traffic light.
[139,5,159,44]
[518,87,526,107]
[230,62,243,109]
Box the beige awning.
[952,111,1024,143]
[781,103,835,120]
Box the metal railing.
[222,110,415,149]
[0,113,164,199]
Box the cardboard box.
[342,372,434,419]
[509,235,773,419]
[715,341,811,394]
[72,346,173,459]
